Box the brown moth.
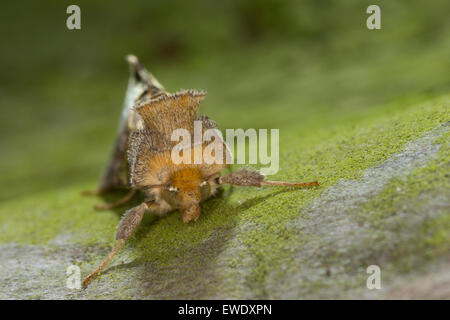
[82,55,319,286]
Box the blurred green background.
[0,0,449,201]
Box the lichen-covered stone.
[0,96,448,299]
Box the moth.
[82,55,319,286]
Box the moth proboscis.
[82,55,319,286]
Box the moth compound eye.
[200,182,211,200]
[161,187,182,207]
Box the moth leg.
[93,189,137,211]
[82,202,149,286]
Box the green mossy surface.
[0,98,447,246]
[0,1,449,299]
[0,96,448,299]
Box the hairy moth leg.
[82,202,148,286]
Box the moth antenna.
[220,168,319,188]
[261,180,319,188]
[82,239,125,287]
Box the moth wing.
[127,129,168,188]
[196,114,232,177]
[135,90,206,142]
[129,92,231,188]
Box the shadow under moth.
[82,55,319,286]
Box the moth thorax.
[171,168,203,203]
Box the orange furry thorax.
[172,168,202,187]
[171,168,203,215]
[171,168,203,196]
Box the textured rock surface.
[1,116,448,299]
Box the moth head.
[160,185,182,208]
[159,168,207,222]
[160,168,225,223]
[199,180,211,200]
